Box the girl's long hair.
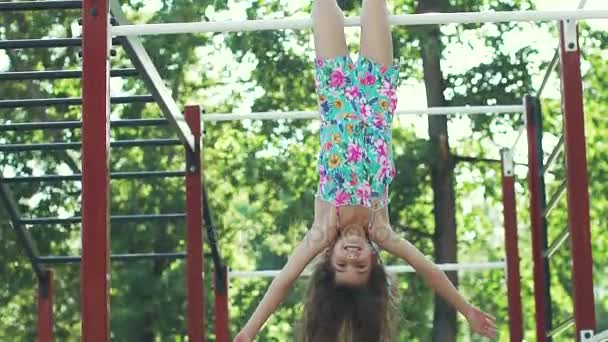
[299,253,397,342]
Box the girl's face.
[330,225,374,286]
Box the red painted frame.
[558,21,596,340]
[525,95,550,341]
[185,105,205,341]
[214,266,230,342]
[81,0,111,340]
[37,270,54,342]
[500,149,523,342]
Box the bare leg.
[360,0,393,66]
[312,0,349,60]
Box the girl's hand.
[233,330,253,342]
[465,305,497,340]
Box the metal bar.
[500,148,524,342]
[112,10,608,36]
[0,1,81,11]
[0,37,120,49]
[0,118,168,131]
[543,135,565,175]
[559,21,596,338]
[1,170,184,183]
[547,316,575,338]
[0,95,154,109]
[214,265,230,342]
[543,180,567,218]
[38,253,187,264]
[184,105,204,340]
[0,68,138,81]
[525,95,552,341]
[230,261,507,279]
[203,189,224,272]
[81,0,110,339]
[202,105,524,122]
[538,48,560,99]
[0,182,45,278]
[0,139,181,152]
[588,330,608,342]
[110,0,195,151]
[544,226,570,259]
[37,270,54,342]
[20,213,186,225]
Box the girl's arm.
[236,225,332,340]
[370,225,497,339]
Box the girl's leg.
[312,0,349,60]
[360,0,393,66]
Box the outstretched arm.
[370,225,497,339]
[235,225,331,341]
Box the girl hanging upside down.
[235,0,497,341]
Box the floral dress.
[315,55,399,211]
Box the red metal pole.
[37,270,54,342]
[215,266,230,342]
[558,21,596,341]
[81,0,110,340]
[500,149,523,342]
[525,95,550,341]
[185,105,204,341]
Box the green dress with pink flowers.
[314,55,400,211]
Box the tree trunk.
[415,1,458,341]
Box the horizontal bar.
[0,138,181,152]
[0,1,82,11]
[38,253,187,264]
[0,37,120,49]
[20,213,186,225]
[543,135,565,175]
[203,105,524,122]
[542,180,567,218]
[0,171,184,183]
[112,10,608,36]
[0,118,169,131]
[0,68,138,81]
[547,316,574,338]
[544,226,570,259]
[0,95,154,109]
[230,261,506,278]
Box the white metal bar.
[111,10,608,36]
[229,261,506,279]
[587,329,608,342]
[202,105,523,122]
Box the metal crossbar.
[0,37,121,49]
[0,171,185,183]
[544,226,570,259]
[202,105,524,122]
[0,119,169,131]
[0,68,138,81]
[547,316,575,338]
[543,180,567,218]
[20,213,186,225]
[38,253,187,264]
[112,10,608,36]
[0,139,181,152]
[230,261,506,278]
[0,1,82,11]
[0,95,154,109]
[543,136,565,175]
